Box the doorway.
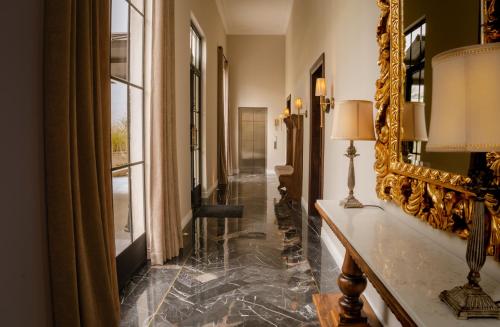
[239,107,267,174]
[308,54,325,216]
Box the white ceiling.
[216,0,294,35]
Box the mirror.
[401,0,481,176]
[374,0,500,262]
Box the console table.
[315,200,500,326]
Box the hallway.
[120,174,340,326]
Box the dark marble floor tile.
[120,266,181,327]
[120,174,340,327]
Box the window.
[190,25,202,207]
[403,18,426,165]
[111,0,146,256]
[405,19,426,102]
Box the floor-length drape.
[224,59,234,176]
[44,0,120,325]
[217,47,229,185]
[149,0,183,265]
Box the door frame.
[238,107,268,174]
[308,53,325,215]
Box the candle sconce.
[294,97,308,118]
[315,78,335,127]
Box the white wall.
[175,0,227,217]
[227,35,287,173]
[286,0,394,325]
[0,1,52,326]
[286,0,379,210]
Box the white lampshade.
[315,78,327,97]
[331,100,375,140]
[427,43,500,152]
[402,102,428,141]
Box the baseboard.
[202,182,218,198]
[301,197,308,215]
[320,225,345,267]
[181,209,193,229]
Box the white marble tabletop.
[317,200,500,327]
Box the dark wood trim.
[308,53,325,215]
[310,53,325,75]
[315,203,418,327]
[116,233,147,290]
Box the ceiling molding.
[216,0,294,35]
[215,0,229,34]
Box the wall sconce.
[294,97,308,118]
[278,113,285,130]
[315,78,335,128]
[315,78,334,113]
[282,107,291,118]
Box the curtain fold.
[217,47,229,185]
[44,0,120,325]
[149,0,183,265]
[224,59,234,176]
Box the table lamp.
[331,100,376,208]
[402,102,428,142]
[401,102,428,164]
[427,43,500,319]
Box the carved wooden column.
[336,251,369,326]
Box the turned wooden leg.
[337,251,368,325]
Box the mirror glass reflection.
[401,0,481,176]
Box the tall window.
[110,0,146,256]
[405,19,426,102]
[190,25,202,207]
[403,19,426,165]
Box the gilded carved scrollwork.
[484,0,500,43]
[374,0,500,261]
[486,152,500,260]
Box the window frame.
[190,24,203,192]
[110,0,147,255]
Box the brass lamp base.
[342,195,364,208]
[340,140,364,209]
[440,284,500,319]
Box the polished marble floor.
[120,174,340,326]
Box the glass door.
[190,25,202,208]
[110,0,147,289]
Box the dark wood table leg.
[337,251,369,326]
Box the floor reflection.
[120,174,339,326]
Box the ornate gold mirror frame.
[374,0,500,262]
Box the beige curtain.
[44,0,120,326]
[149,0,183,265]
[217,47,229,185]
[224,59,234,176]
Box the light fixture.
[402,102,428,142]
[331,100,375,208]
[401,102,428,164]
[294,97,308,117]
[315,78,334,113]
[428,42,500,319]
[282,107,291,118]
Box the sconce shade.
[331,100,375,140]
[427,43,500,152]
[283,107,290,117]
[315,78,327,97]
[402,102,428,141]
[294,97,303,110]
